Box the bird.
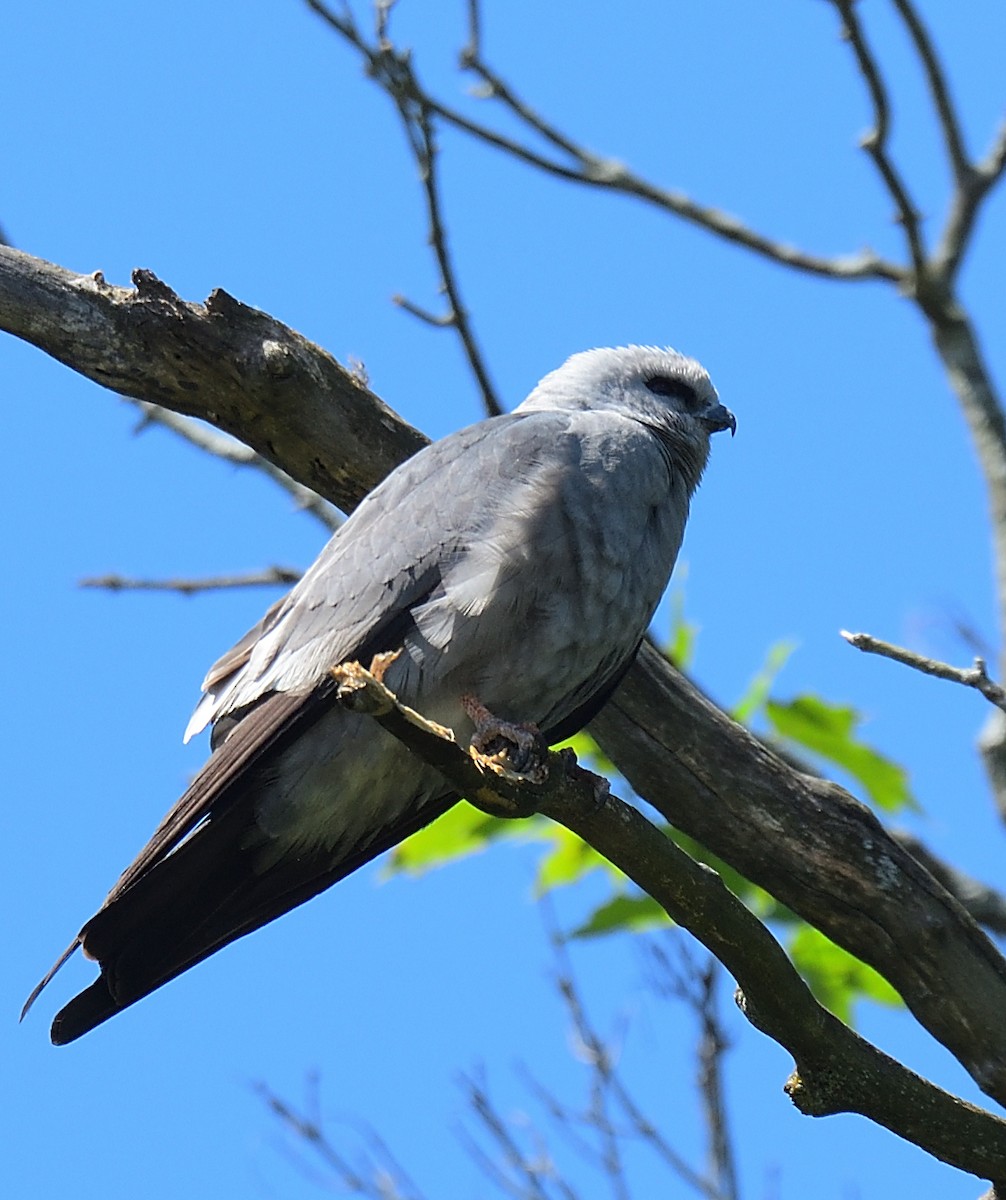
[25,344,735,1044]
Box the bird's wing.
[184,411,549,739]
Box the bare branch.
[890,0,970,184]
[385,70,502,416]
[0,245,428,517]
[696,964,739,1200]
[306,0,903,285]
[829,0,927,277]
[391,294,453,328]
[936,116,1006,281]
[545,927,725,1200]
[842,629,1006,712]
[128,400,342,531]
[79,567,301,595]
[333,658,1006,1183]
[645,943,738,1200]
[459,1067,571,1200]
[256,1078,427,1200]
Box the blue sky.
[3,2,1006,1196]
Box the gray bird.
[26,345,734,1044]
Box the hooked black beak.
[703,404,737,437]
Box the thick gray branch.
[590,645,1006,1106]
[0,245,426,515]
[4,248,1006,1110]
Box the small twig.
[643,942,738,1200]
[256,1079,426,1200]
[391,295,454,327]
[548,927,713,1200]
[384,62,502,415]
[841,629,1006,712]
[459,1068,564,1200]
[889,0,969,184]
[694,963,739,1200]
[129,399,341,531]
[550,959,630,1200]
[79,567,301,595]
[936,117,1006,281]
[830,0,927,278]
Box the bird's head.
[517,344,735,488]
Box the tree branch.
[127,400,341,531]
[829,0,927,277]
[79,568,302,595]
[889,0,970,185]
[0,245,427,517]
[841,629,1006,711]
[306,0,904,286]
[380,55,502,417]
[332,658,1006,1185]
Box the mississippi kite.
[27,344,735,1043]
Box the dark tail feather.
[48,793,455,1045]
[51,979,121,1045]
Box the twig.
[830,0,927,278]
[841,629,1006,712]
[644,942,738,1200]
[129,400,342,531]
[459,1068,566,1200]
[890,0,969,184]
[332,658,1006,1183]
[79,567,301,595]
[256,1079,427,1200]
[695,963,739,1200]
[936,116,1006,281]
[550,963,630,1200]
[306,0,501,417]
[546,926,721,1200]
[390,94,502,416]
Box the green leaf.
[387,803,534,876]
[665,585,698,669]
[787,925,902,1023]
[765,694,917,812]
[732,640,797,724]
[570,892,670,939]
[535,825,617,894]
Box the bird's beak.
[703,404,737,437]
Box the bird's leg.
[460,693,549,778]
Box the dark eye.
[644,375,701,412]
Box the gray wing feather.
[185,412,575,738]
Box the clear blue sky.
[3,2,1005,1196]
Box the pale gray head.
[517,344,735,488]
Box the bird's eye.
[644,375,701,412]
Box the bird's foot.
[461,693,549,782]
